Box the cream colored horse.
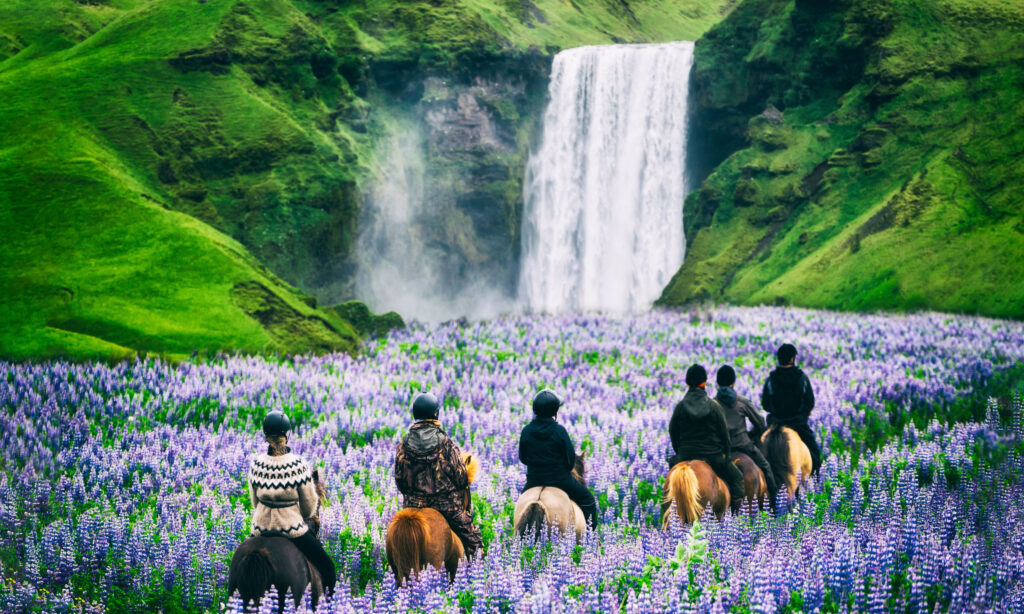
[513,454,587,541]
[761,426,812,496]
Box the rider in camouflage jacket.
[394,394,483,557]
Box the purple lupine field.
[2,306,1024,613]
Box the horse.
[513,453,588,541]
[731,451,768,508]
[661,459,729,527]
[761,425,812,496]
[227,470,328,611]
[385,453,480,584]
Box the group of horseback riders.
[237,342,821,602]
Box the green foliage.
[330,301,405,338]
[660,0,1024,318]
[0,0,732,361]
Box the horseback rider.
[668,365,745,511]
[248,411,337,596]
[394,393,483,558]
[714,365,779,494]
[761,343,822,474]
[518,390,599,528]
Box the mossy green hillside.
[660,0,1024,318]
[1,0,731,360]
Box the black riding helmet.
[412,393,440,420]
[532,390,562,418]
[262,410,291,437]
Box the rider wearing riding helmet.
[518,390,599,528]
[394,393,484,558]
[248,411,336,596]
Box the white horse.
[512,453,588,541]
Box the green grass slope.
[1,0,730,360]
[660,0,1024,319]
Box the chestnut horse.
[227,470,328,611]
[732,451,768,507]
[761,426,812,496]
[661,459,729,526]
[385,453,479,584]
[513,453,588,541]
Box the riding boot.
[549,475,599,528]
[290,531,337,596]
[706,453,746,513]
[737,442,779,495]
[431,494,484,558]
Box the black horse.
[227,471,328,610]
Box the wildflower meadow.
[2,306,1024,613]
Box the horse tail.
[235,548,276,607]
[764,427,794,493]
[388,510,427,584]
[663,463,701,525]
[516,501,548,540]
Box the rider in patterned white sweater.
[248,411,336,596]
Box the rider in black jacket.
[761,343,822,473]
[519,390,599,528]
[668,365,745,511]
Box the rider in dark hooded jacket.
[519,390,599,528]
[761,343,821,473]
[668,365,745,511]
[715,365,778,494]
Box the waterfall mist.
[518,42,694,314]
[355,125,514,323]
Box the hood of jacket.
[405,420,444,456]
[770,366,805,385]
[680,387,713,418]
[715,386,737,407]
[526,416,560,439]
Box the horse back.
[731,452,767,503]
[514,487,583,538]
[229,535,315,609]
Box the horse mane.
[572,452,587,486]
[462,453,480,484]
[662,463,701,525]
[764,427,794,486]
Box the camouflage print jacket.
[394,420,468,505]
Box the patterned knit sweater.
[248,452,318,537]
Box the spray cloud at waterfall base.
[355,125,516,323]
[519,42,694,314]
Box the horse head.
[309,467,328,538]
[572,451,587,486]
[460,453,480,512]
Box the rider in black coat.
[761,343,822,473]
[519,390,599,528]
[668,365,746,511]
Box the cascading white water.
[518,42,694,314]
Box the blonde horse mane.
[662,462,701,526]
[462,453,480,484]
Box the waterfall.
[518,42,694,314]
[355,125,513,322]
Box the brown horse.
[731,452,768,508]
[385,453,480,584]
[761,426,812,496]
[228,470,329,611]
[513,453,588,541]
[661,460,729,527]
